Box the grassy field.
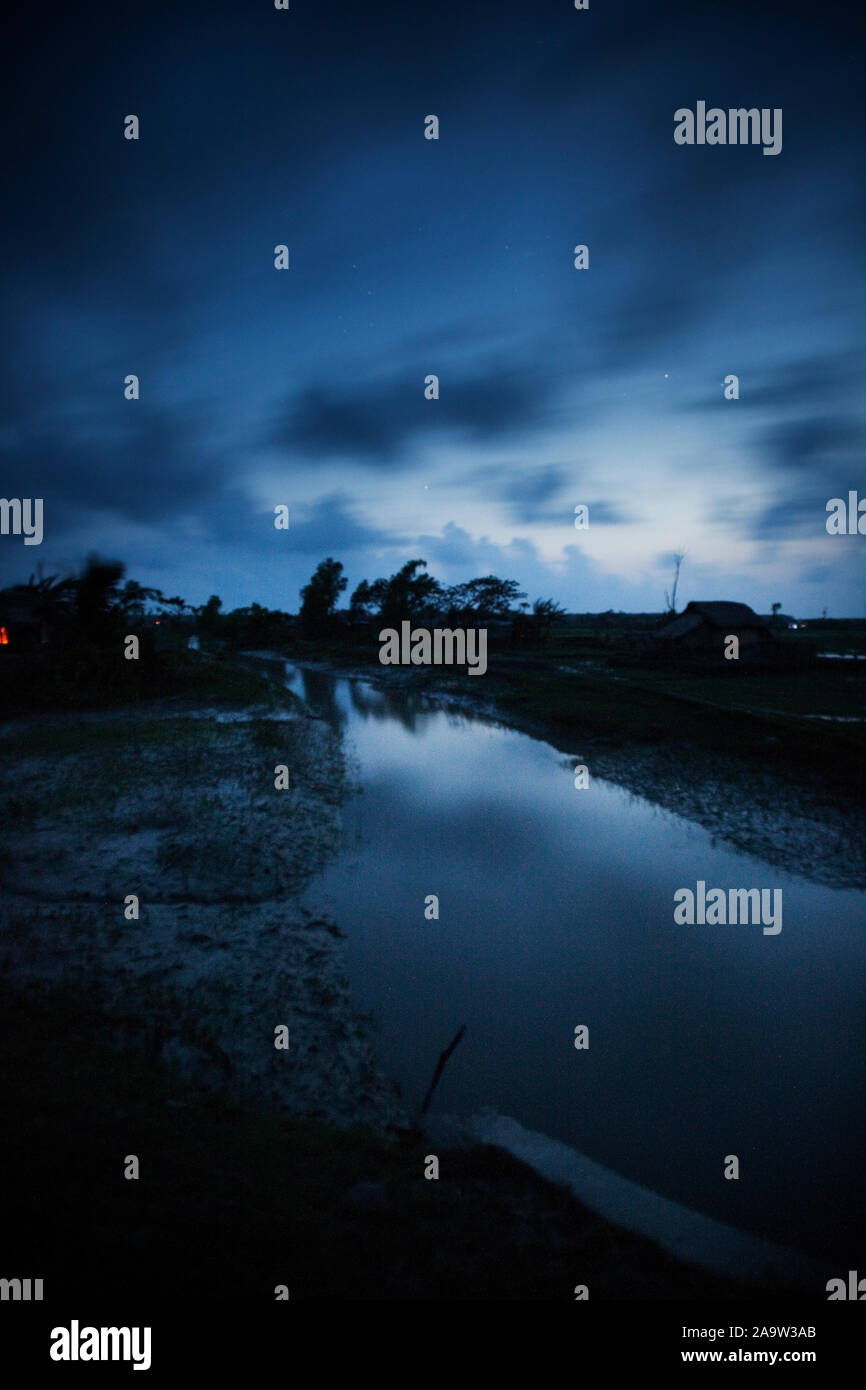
[489,664,865,793]
[0,645,297,717]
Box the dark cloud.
[592,284,701,373]
[677,350,866,415]
[586,501,630,525]
[273,383,413,461]
[751,494,830,540]
[499,465,569,519]
[757,416,863,475]
[0,400,226,533]
[270,360,555,465]
[746,414,865,540]
[264,493,402,557]
[746,353,866,413]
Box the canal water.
[287,662,865,1264]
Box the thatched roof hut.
[655,601,771,660]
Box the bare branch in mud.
[419,1024,467,1120]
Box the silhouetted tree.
[379,560,441,627]
[511,597,566,647]
[299,558,347,636]
[117,580,165,619]
[464,575,526,618]
[349,579,374,616]
[24,570,76,619]
[439,575,526,621]
[529,597,566,646]
[195,594,223,641]
[75,554,126,643]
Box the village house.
[0,585,53,652]
[654,600,772,662]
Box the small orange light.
[0,626,9,645]
[155,619,160,625]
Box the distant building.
[0,586,52,652]
[655,601,772,661]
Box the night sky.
[2,0,864,615]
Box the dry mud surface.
[0,701,405,1130]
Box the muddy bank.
[0,699,403,1130]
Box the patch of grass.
[0,648,298,718]
[618,666,866,721]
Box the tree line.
[2,553,566,651]
[299,556,565,643]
